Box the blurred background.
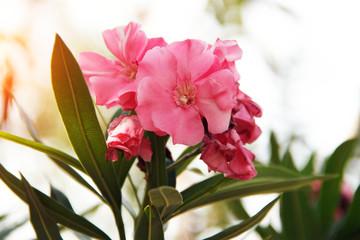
[0,0,359,239]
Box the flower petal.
[102,22,147,63]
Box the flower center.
[173,81,197,107]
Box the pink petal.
[196,71,237,133]
[90,75,137,108]
[139,138,152,162]
[136,46,178,91]
[152,106,204,146]
[213,39,243,62]
[102,22,147,64]
[138,37,168,61]
[136,76,173,133]
[78,52,120,95]
[168,39,215,81]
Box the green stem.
[148,132,169,188]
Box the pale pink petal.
[196,71,237,133]
[136,76,173,133]
[152,106,204,146]
[213,39,243,62]
[168,39,215,81]
[138,37,168,61]
[90,75,137,108]
[136,46,178,91]
[78,52,119,95]
[102,22,147,63]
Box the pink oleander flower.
[200,129,257,180]
[135,39,238,146]
[212,39,243,81]
[78,22,167,110]
[232,90,262,144]
[105,115,152,162]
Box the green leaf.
[270,132,280,165]
[148,186,183,219]
[21,174,63,240]
[114,151,134,189]
[50,32,125,224]
[0,131,83,172]
[0,162,110,240]
[281,148,297,171]
[50,185,74,211]
[204,195,281,240]
[226,199,249,220]
[167,143,202,176]
[0,131,104,202]
[332,185,360,240]
[51,34,125,238]
[134,205,164,240]
[317,139,357,233]
[176,174,333,217]
[301,153,315,175]
[280,190,320,240]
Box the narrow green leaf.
[21,174,63,240]
[204,195,280,240]
[148,186,183,219]
[0,131,83,172]
[317,139,357,232]
[0,163,110,240]
[332,185,360,240]
[176,175,333,217]
[167,143,202,176]
[0,131,104,202]
[270,132,280,165]
[51,35,125,238]
[134,205,164,240]
[115,151,134,188]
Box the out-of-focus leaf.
[0,131,83,172]
[134,205,164,240]
[50,185,73,211]
[280,190,320,240]
[256,225,280,240]
[51,35,125,237]
[21,174,63,240]
[332,185,360,240]
[270,132,280,165]
[204,195,280,240]
[301,153,315,176]
[148,186,183,219]
[281,148,297,171]
[317,139,357,232]
[227,199,249,220]
[0,218,27,239]
[0,163,110,240]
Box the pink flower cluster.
[79,22,262,180]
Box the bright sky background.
[0,0,360,239]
